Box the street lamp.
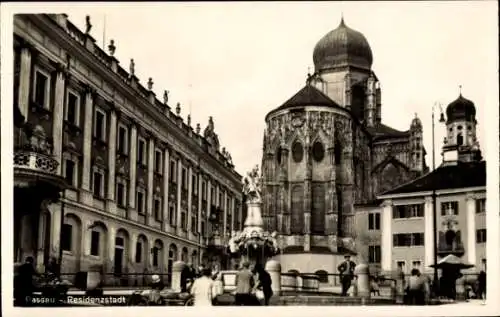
[432,102,445,295]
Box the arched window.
[334,141,342,165]
[292,141,304,163]
[315,270,329,283]
[181,247,188,262]
[276,147,282,164]
[312,141,325,162]
[457,133,463,146]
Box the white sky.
[19,2,500,175]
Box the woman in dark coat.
[253,263,273,306]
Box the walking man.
[338,254,356,296]
[234,261,255,305]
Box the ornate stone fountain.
[227,166,279,266]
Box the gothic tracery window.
[292,141,304,163]
[312,141,325,162]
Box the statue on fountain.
[227,165,279,265]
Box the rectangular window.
[202,181,206,199]
[368,213,381,230]
[169,206,175,226]
[64,159,75,186]
[154,198,162,221]
[397,261,406,273]
[135,242,142,263]
[137,191,145,215]
[201,221,206,238]
[393,233,424,247]
[137,139,146,165]
[94,110,106,141]
[92,171,103,198]
[182,168,187,189]
[476,199,486,213]
[219,193,223,206]
[66,91,79,126]
[155,150,162,173]
[116,183,126,207]
[170,161,176,182]
[153,248,159,267]
[441,201,459,216]
[33,70,49,108]
[90,230,100,256]
[368,245,381,263]
[192,175,198,194]
[393,204,424,219]
[117,126,128,154]
[211,188,215,204]
[181,212,187,230]
[412,261,422,269]
[191,215,197,233]
[61,224,73,251]
[476,229,487,243]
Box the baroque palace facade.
[261,18,428,275]
[13,14,243,283]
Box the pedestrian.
[406,269,425,305]
[234,261,255,306]
[337,255,356,296]
[15,256,39,306]
[45,256,60,278]
[149,274,164,304]
[253,263,273,306]
[190,268,214,306]
[477,260,486,302]
[181,263,195,293]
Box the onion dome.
[410,113,422,130]
[313,17,373,72]
[446,94,476,123]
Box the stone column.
[171,261,186,292]
[304,142,312,251]
[162,147,170,231]
[52,65,67,175]
[231,196,236,233]
[36,210,49,270]
[280,148,290,234]
[17,44,32,121]
[466,193,476,266]
[197,172,203,235]
[265,260,282,295]
[424,196,435,270]
[128,124,138,217]
[147,138,155,225]
[207,178,212,229]
[81,86,95,199]
[176,157,183,232]
[223,190,228,238]
[107,226,116,272]
[381,199,393,272]
[341,136,355,238]
[355,264,371,302]
[325,146,338,237]
[129,232,137,265]
[187,166,193,235]
[107,109,117,214]
[50,204,62,260]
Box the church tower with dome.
[260,17,428,275]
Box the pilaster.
[52,66,68,175]
[162,148,170,231]
[223,190,228,238]
[197,172,203,235]
[106,108,117,214]
[381,199,393,272]
[424,196,435,270]
[147,138,155,225]
[81,86,95,204]
[128,124,138,217]
[187,165,193,234]
[176,157,183,232]
[466,193,476,265]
